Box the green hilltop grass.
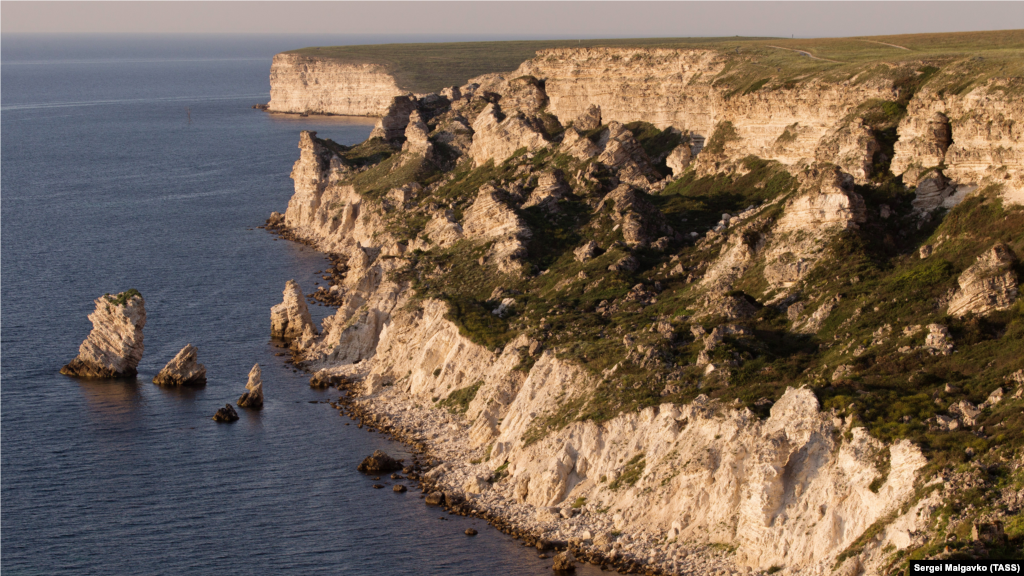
[286,29,1024,94]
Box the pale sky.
[2,1,1022,38]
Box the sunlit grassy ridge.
[286,29,1024,94]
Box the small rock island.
[153,344,207,387]
[61,289,146,378]
[237,364,264,408]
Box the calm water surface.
[1,35,601,576]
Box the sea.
[1,34,601,576]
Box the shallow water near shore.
[1,35,603,575]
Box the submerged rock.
[237,364,264,408]
[61,289,146,378]
[357,449,403,473]
[213,404,239,423]
[153,344,207,387]
[270,280,314,339]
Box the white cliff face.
[514,47,891,175]
[263,43,1024,569]
[347,292,934,575]
[892,82,1024,205]
[153,344,207,387]
[61,290,146,378]
[268,54,404,116]
[270,280,314,340]
[277,141,937,571]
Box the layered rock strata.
[153,344,207,386]
[61,290,146,378]
[947,243,1019,317]
[274,47,1022,205]
[266,42,1024,575]
[273,132,941,576]
[268,53,404,116]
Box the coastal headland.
[265,30,1024,576]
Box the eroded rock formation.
[153,344,207,387]
[947,243,1019,317]
[237,364,264,408]
[270,280,314,340]
[265,38,1024,576]
[61,290,146,378]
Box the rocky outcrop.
[892,82,1024,205]
[369,95,419,141]
[947,243,1019,317]
[152,344,207,387]
[814,118,880,183]
[267,54,404,116]
[61,290,146,379]
[357,449,403,473]
[665,142,693,176]
[351,310,934,575]
[516,48,892,173]
[763,166,866,290]
[573,104,602,131]
[401,110,433,157]
[213,404,239,423]
[468,103,547,167]
[264,42,1024,575]
[270,280,314,340]
[462,184,532,273]
[595,185,670,248]
[237,364,264,408]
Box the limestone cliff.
[61,290,146,379]
[269,38,1024,576]
[268,53,404,116]
[892,81,1024,205]
[273,134,947,576]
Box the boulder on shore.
[357,450,403,473]
[213,404,239,422]
[237,364,264,408]
[552,550,576,572]
[153,344,207,386]
[310,369,348,389]
[270,280,314,339]
[61,289,146,378]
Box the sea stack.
[153,344,207,386]
[61,289,146,378]
[237,364,264,408]
[270,279,313,339]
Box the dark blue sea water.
[1,35,598,576]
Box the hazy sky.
[3,1,1022,38]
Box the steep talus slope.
[268,34,1024,576]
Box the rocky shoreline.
[258,34,1024,575]
[324,374,749,576]
[263,220,733,575]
